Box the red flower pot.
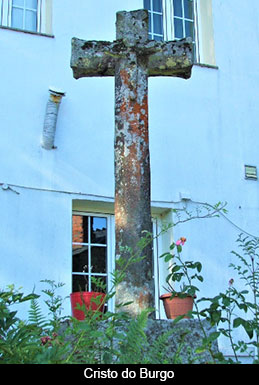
[159,293,195,319]
[70,291,106,320]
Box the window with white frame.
[0,0,52,35]
[71,211,165,316]
[11,0,38,32]
[144,0,164,41]
[144,0,216,66]
[72,213,114,310]
[144,0,197,59]
[172,0,196,59]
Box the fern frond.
[118,309,150,364]
[144,329,174,364]
[28,297,48,329]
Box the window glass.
[173,0,182,17]
[72,245,89,273]
[185,20,194,39]
[153,0,162,13]
[184,0,193,20]
[26,0,38,9]
[13,0,24,6]
[153,13,163,35]
[72,215,88,243]
[25,10,37,31]
[91,217,107,244]
[154,34,163,41]
[144,0,150,9]
[72,214,108,295]
[12,8,23,29]
[174,18,183,38]
[91,247,107,274]
[72,274,88,292]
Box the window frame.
[11,0,39,33]
[0,0,53,36]
[171,0,199,62]
[144,0,164,41]
[144,0,218,65]
[72,211,115,311]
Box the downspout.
[41,87,65,150]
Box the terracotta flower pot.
[70,291,106,320]
[159,293,195,319]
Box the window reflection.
[91,217,107,244]
[72,214,108,294]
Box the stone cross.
[71,9,193,317]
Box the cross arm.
[71,37,120,79]
[147,38,193,79]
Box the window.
[172,0,196,59]
[0,0,53,35]
[144,0,164,41]
[144,0,216,66]
[71,210,164,316]
[72,213,115,310]
[11,0,38,32]
[144,0,196,58]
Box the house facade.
[1,0,259,361]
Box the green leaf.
[233,317,244,328]
[207,331,220,342]
[164,253,173,263]
[170,265,181,273]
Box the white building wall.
[0,0,259,360]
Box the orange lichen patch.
[120,68,130,87]
[138,288,151,310]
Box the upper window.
[144,0,164,41]
[144,0,216,66]
[11,0,38,32]
[144,0,196,58]
[0,0,53,35]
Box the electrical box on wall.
[244,165,257,180]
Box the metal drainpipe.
[41,87,65,150]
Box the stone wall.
[144,319,219,364]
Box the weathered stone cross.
[71,9,193,316]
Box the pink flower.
[40,336,52,345]
[176,237,187,246]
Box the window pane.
[153,0,162,13]
[173,0,183,17]
[91,247,107,274]
[72,274,89,292]
[12,8,23,29]
[148,12,152,33]
[174,18,183,38]
[185,20,194,39]
[25,9,37,31]
[72,215,88,243]
[144,0,151,10]
[154,34,163,41]
[25,0,38,10]
[153,13,163,35]
[184,0,193,20]
[13,0,24,6]
[72,245,89,273]
[91,217,107,244]
[91,276,107,293]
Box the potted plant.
[70,276,106,321]
[159,237,202,320]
